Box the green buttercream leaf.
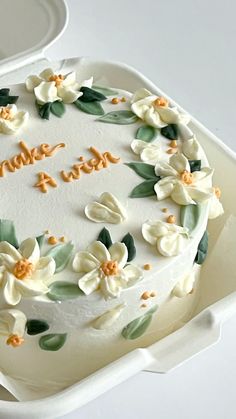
[26,319,49,335]
[161,124,178,140]
[189,160,201,173]
[0,95,19,106]
[98,110,138,125]
[92,85,119,96]
[0,88,10,96]
[121,233,136,262]
[50,100,65,117]
[122,305,158,340]
[195,230,208,265]
[36,234,45,249]
[46,242,74,273]
[36,102,51,120]
[180,204,200,232]
[135,125,157,142]
[47,281,83,301]
[74,100,105,115]
[39,333,67,351]
[0,219,19,248]
[129,179,158,198]
[97,227,113,249]
[125,162,157,180]
[79,87,106,102]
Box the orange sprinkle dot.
[59,236,66,242]
[111,97,119,104]
[121,97,126,102]
[141,291,151,300]
[213,186,221,199]
[79,156,85,162]
[48,236,58,245]
[150,291,157,298]
[140,303,147,308]
[6,334,24,347]
[167,148,177,154]
[143,263,152,271]
[170,140,177,148]
[167,215,176,224]
[162,208,168,213]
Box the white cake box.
[0,1,236,417]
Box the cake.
[0,68,223,396]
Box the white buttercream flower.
[0,309,26,347]
[73,241,143,299]
[0,238,56,306]
[131,88,190,129]
[208,187,224,219]
[142,220,189,257]
[85,192,127,224]
[0,104,28,134]
[131,139,163,164]
[26,68,93,104]
[154,153,214,205]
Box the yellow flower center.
[6,334,24,347]
[0,107,13,120]
[13,258,34,280]
[180,170,193,185]
[213,186,221,199]
[100,260,119,276]
[153,97,169,107]
[48,74,65,86]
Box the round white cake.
[0,68,223,395]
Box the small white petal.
[182,137,202,160]
[87,241,110,263]
[144,107,167,128]
[39,68,54,81]
[78,268,100,295]
[16,278,49,297]
[131,88,152,104]
[72,251,100,273]
[192,167,214,188]
[155,161,178,178]
[169,153,190,174]
[187,186,213,203]
[140,144,162,164]
[32,257,56,280]
[178,122,194,141]
[92,303,126,330]
[0,242,21,261]
[62,71,77,87]
[109,242,128,268]
[0,253,17,271]
[57,86,81,103]
[157,106,180,124]
[25,75,42,91]
[131,139,147,155]
[123,264,143,286]
[19,238,40,264]
[85,202,123,224]
[2,273,21,306]
[142,220,169,245]
[172,270,196,297]
[100,192,127,220]
[80,76,93,88]
[0,309,27,337]
[100,273,127,299]
[34,81,60,104]
[171,182,196,205]
[157,231,187,257]
[154,177,175,200]
[208,195,224,219]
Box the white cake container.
[0,1,236,417]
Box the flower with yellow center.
[26,67,93,105]
[73,241,143,299]
[154,153,214,205]
[131,88,190,129]
[0,238,56,306]
[0,309,26,346]
[0,104,28,135]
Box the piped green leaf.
[46,242,74,273]
[195,230,208,265]
[26,319,49,336]
[39,333,67,351]
[79,87,106,102]
[122,305,158,340]
[98,110,138,125]
[135,125,157,142]
[161,124,178,140]
[74,100,104,115]
[180,204,200,232]
[121,233,136,262]
[97,227,112,249]
[92,85,119,96]
[0,219,19,248]
[47,281,83,301]
[50,100,65,117]
[130,179,158,198]
[189,160,201,173]
[125,162,157,180]
[36,234,45,249]
[36,102,51,120]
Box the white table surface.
[45,1,236,418]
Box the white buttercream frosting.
[131,139,163,164]
[208,194,224,219]
[85,192,127,224]
[0,309,27,337]
[0,104,28,134]
[172,268,196,297]
[142,220,189,257]
[73,241,143,299]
